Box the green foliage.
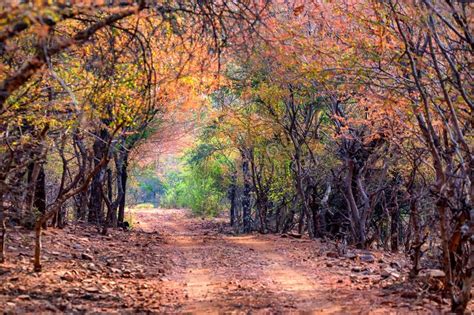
[127,166,165,207]
[161,145,228,216]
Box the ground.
[0,208,467,314]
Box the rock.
[288,233,302,239]
[381,267,400,279]
[360,254,375,263]
[351,266,363,273]
[81,253,94,260]
[345,252,358,260]
[87,263,99,272]
[84,286,99,293]
[73,244,84,250]
[326,251,339,258]
[109,267,122,274]
[401,291,418,299]
[326,262,333,268]
[390,261,402,270]
[425,269,445,278]
[60,272,75,282]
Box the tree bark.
[241,149,252,233]
[0,208,6,263]
[88,129,109,225]
[117,151,128,224]
[228,173,237,227]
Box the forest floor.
[0,208,469,314]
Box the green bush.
[161,145,228,216]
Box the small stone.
[326,262,333,268]
[61,272,74,282]
[381,267,400,279]
[425,269,445,278]
[401,291,418,299]
[326,251,339,258]
[390,261,402,270]
[345,252,358,260]
[73,244,84,250]
[109,267,121,274]
[84,286,99,293]
[360,254,375,263]
[351,266,363,272]
[81,253,94,260]
[87,263,99,271]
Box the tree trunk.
[409,199,422,278]
[75,189,88,221]
[102,168,117,235]
[344,159,366,247]
[117,151,128,224]
[390,199,400,252]
[228,173,237,227]
[0,208,6,263]
[241,149,252,233]
[88,129,109,224]
[33,219,42,272]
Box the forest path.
[132,208,420,314]
[0,208,450,313]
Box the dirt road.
[0,208,451,313]
[133,208,437,314]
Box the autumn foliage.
[0,0,472,313]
